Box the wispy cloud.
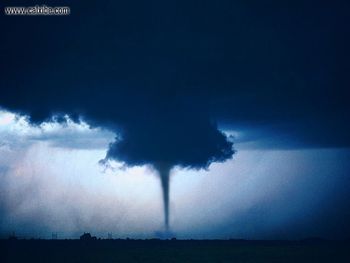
[0,109,115,150]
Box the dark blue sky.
[0,0,350,239]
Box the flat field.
[1,239,349,263]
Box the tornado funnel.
[154,163,172,229]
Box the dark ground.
[1,239,349,263]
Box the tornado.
[154,162,172,229]
[105,114,234,230]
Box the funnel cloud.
[156,163,171,229]
[105,112,234,228]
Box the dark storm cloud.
[106,111,233,168]
[1,0,349,149]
